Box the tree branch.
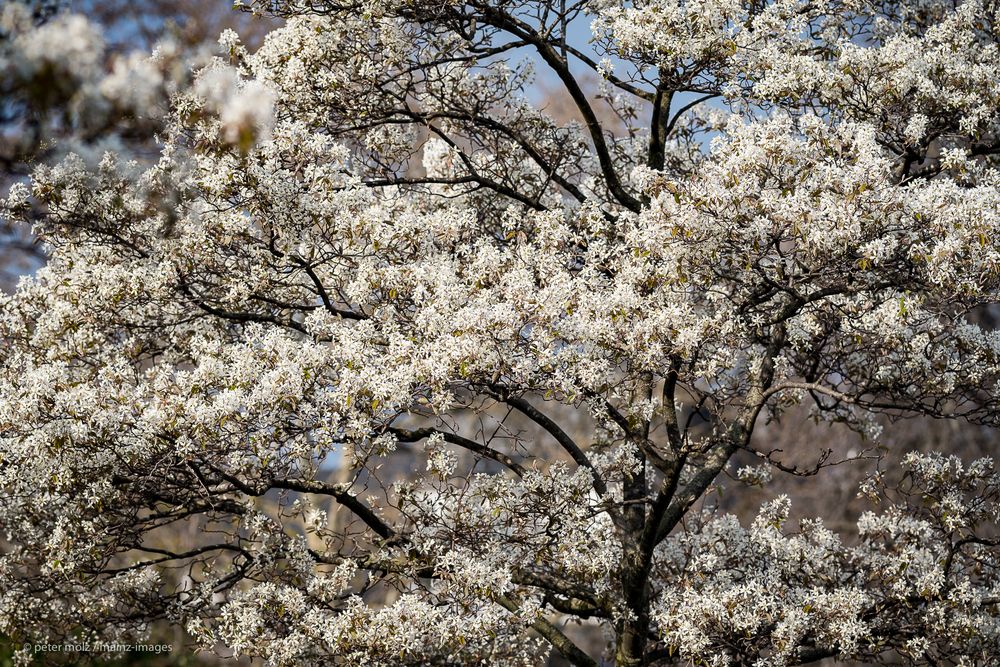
[471,3,642,212]
[495,594,598,667]
[389,425,527,476]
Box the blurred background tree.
[0,0,278,293]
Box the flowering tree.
[2,0,1000,664]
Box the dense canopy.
[2,0,1000,664]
